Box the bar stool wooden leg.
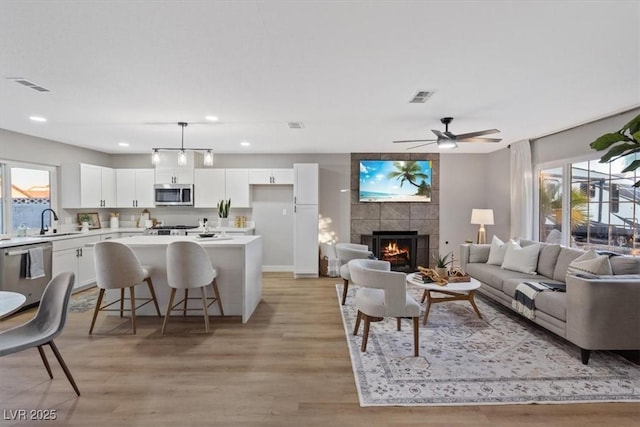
[89,288,105,335]
[146,278,161,316]
[341,279,349,305]
[120,288,125,317]
[129,286,137,334]
[200,287,209,333]
[162,288,177,334]
[183,289,189,316]
[212,278,224,316]
[37,345,53,379]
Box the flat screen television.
[359,160,432,202]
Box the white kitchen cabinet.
[294,163,319,205]
[154,151,195,184]
[116,169,155,208]
[194,169,226,208]
[62,163,116,208]
[225,169,251,208]
[52,235,100,290]
[293,204,319,278]
[248,168,294,185]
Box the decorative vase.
[217,217,227,228]
[81,222,90,233]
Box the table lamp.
[471,209,494,244]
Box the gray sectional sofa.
[460,240,640,364]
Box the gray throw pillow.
[566,250,612,276]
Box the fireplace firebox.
[360,231,420,273]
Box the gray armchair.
[335,243,373,305]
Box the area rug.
[338,284,640,406]
[69,287,99,313]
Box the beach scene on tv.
[359,160,432,202]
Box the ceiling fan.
[393,117,501,149]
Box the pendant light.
[151,122,215,167]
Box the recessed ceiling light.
[240,141,251,147]
[29,116,47,122]
[118,142,130,147]
[205,115,219,122]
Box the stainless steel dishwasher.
[0,242,53,307]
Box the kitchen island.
[97,235,262,323]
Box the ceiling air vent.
[409,90,434,103]
[8,78,51,92]
[288,122,304,129]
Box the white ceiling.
[1,1,638,155]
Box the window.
[0,163,56,234]
[536,155,639,255]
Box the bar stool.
[90,241,161,334]
[162,241,224,334]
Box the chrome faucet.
[40,208,59,235]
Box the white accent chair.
[90,241,161,334]
[162,241,224,334]
[335,243,373,305]
[0,272,80,395]
[348,259,421,356]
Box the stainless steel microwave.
[154,184,194,206]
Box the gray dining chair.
[0,272,80,396]
[335,243,374,305]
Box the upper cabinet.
[294,163,318,205]
[248,168,294,185]
[155,151,195,184]
[116,169,155,208]
[194,168,251,208]
[194,169,226,208]
[62,163,116,208]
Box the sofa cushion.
[537,243,561,278]
[552,247,585,282]
[466,263,537,292]
[469,245,490,263]
[610,256,640,275]
[567,250,612,276]
[501,240,540,274]
[487,236,509,265]
[533,291,567,321]
[502,276,564,298]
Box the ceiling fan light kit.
[393,116,502,150]
[151,122,215,167]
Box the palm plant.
[590,113,640,187]
[432,252,454,268]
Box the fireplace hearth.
[361,231,428,273]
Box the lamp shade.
[471,208,494,225]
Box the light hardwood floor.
[1,273,638,426]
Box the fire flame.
[383,242,409,259]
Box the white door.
[101,167,116,207]
[195,169,226,208]
[78,246,95,286]
[116,169,137,207]
[294,163,318,205]
[174,168,194,184]
[248,169,273,184]
[135,169,155,207]
[155,168,176,184]
[273,169,294,184]
[52,249,79,288]
[294,204,319,276]
[225,169,250,208]
[80,164,102,208]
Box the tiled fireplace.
[350,153,439,266]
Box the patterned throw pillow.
[566,250,612,276]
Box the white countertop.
[109,234,260,247]
[0,227,145,248]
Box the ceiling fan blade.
[431,129,447,139]
[406,141,437,150]
[393,139,437,143]
[443,131,457,139]
[454,129,500,139]
[457,137,503,143]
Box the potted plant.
[590,113,640,186]
[432,252,453,277]
[78,213,90,232]
[217,199,231,227]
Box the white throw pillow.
[567,250,612,276]
[501,240,540,274]
[486,235,509,266]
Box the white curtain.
[510,140,533,239]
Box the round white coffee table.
[406,273,483,325]
[0,291,26,319]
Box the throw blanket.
[511,281,567,320]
